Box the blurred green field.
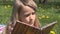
[37,2,60,34]
[0,0,60,34]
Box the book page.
[41,21,57,34]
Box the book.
[11,20,57,34]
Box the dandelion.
[5,6,7,9]
[41,15,45,19]
[46,16,49,19]
[39,17,41,19]
[8,5,11,8]
[50,31,55,34]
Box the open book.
[11,20,57,34]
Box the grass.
[0,0,60,34]
[0,5,12,24]
[37,2,60,34]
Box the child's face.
[19,6,36,26]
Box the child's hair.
[10,0,41,28]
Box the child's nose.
[29,15,33,20]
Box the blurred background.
[0,0,60,34]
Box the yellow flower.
[8,5,11,8]
[50,31,55,34]
[46,16,49,18]
[5,6,7,9]
[41,15,45,18]
[39,17,41,19]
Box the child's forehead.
[22,6,35,12]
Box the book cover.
[11,20,57,34]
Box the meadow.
[0,0,60,34]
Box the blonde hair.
[10,0,41,28]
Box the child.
[7,0,41,34]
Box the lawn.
[0,0,60,34]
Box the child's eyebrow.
[23,11,36,16]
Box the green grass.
[37,2,60,34]
[0,5,12,24]
[0,0,60,34]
